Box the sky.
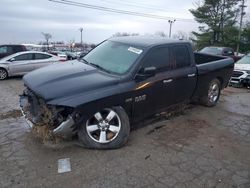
[0,0,249,45]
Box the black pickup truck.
[20,37,234,149]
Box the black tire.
[201,78,221,107]
[78,106,130,149]
[0,68,8,80]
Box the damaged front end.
[20,87,78,139]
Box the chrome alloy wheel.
[86,108,121,143]
[208,82,219,103]
[0,69,7,80]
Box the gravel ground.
[0,78,250,188]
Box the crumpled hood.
[234,63,250,71]
[23,60,119,101]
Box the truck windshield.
[236,55,250,64]
[82,40,143,74]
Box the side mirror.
[136,66,156,80]
[9,58,15,62]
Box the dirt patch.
[0,109,22,120]
[147,124,167,135]
[222,87,250,96]
[31,125,65,145]
[145,103,193,134]
[155,118,210,149]
[186,119,209,129]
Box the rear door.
[31,53,54,70]
[8,53,33,75]
[168,44,197,103]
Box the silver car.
[0,51,61,80]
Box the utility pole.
[79,27,83,47]
[168,19,176,38]
[236,0,246,55]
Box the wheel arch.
[216,76,223,88]
[75,97,132,125]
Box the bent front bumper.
[20,95,34,128]
[19,93,77,138]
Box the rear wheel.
[78,107,130,149]
[201,79,221,107]
[0,68,8,80]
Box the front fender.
[47,82,136,121]
[0,63,9,72]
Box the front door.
[132,46,176,121]
[8,53,33,76]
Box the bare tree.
[172,31,189,40]
[42,32,52,50]
[154,31,167,37]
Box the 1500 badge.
[135,94,146,102]
[125,95,147,103]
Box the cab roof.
[109,36,190,48]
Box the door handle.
[163,79,173,83]
[187,73,196,77]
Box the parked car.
[48,51,67,61]
[77,52,88,60]
[64,51,78,60]
[230,54,250,88]
[199,46,241,62]
[0,44,27,59]
[20,37,234,149]
[0,51,61,80]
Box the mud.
[0,109,22,120]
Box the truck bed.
[194,52,227,65]
[193,52,234,99]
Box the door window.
[142,46,171,73]
[171,45,191,69]
[14,53,33,61]
[34,53,51,60]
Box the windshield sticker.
[128,47,143,55]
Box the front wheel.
[0,68,8,80]
[78,107,130,149]
[201,79,221,107]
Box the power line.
[49,0,195,23]
[99,0,186,13]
